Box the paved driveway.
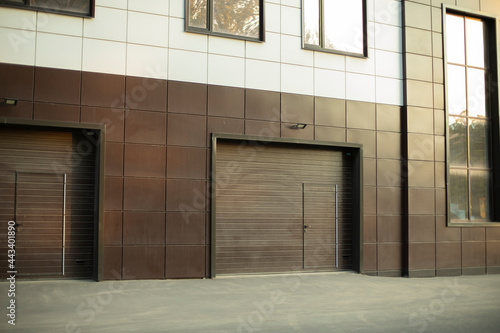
[1,272,499,333]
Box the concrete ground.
[1,272,499,333]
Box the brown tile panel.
[435,162,445,188]
[487,242,500,266]
[168,81,207,115]
[486,228,500,241]
[33,102,80,122]
[409,188,435,215]
[462,242,486,268]
[245,120,281,137]
[462,228,485,242]
[124,144,166,178]
[281,93,314,124]
[123,246,165,279]
[0,63,34,101]
[281,123,314,140]
[207,117,244,142]
[246,89,281,121]
[346,101,376,130]
[105,142,123,176]
[124,110,166,145]
[81,106,125,142]
[104,211,122,246]
[363,215,377,243]
[377,187,402,215]
[409,216,436,242]
[435,189,446,215]
[123,212,165,245]
[436,243,461,269]
[377,104,401,132]
[34,67,81,105]
[408,161,435,188]
[165,245,205,278]
[167,146,206,180]
[103,246,122,280]
[377,132,400,159]
[104,176,123,211]
[314,126,345,142]
[166,212,205,245]
[378,243,403,271]
[363,243,377,271]
[167,113,206,147]
[408,133,435,161]
[123,178,165,211]
[434,109,445,136]
[377,216,403,243]
[208,85,244,118]
[125,76,167,112]
[348,129,376,158]
[166,179,206,212]
[81,72,125,108]
[408,107,434,134]
[436,216,461,242]
[315,97,345,127]
[377,159,402,187]
[363,158,376,186]
[409,243,436,270]
[0,101,33,119]
[364,187,376,215]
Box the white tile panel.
[281,64,314,95]
[367,0,375,22]
[346,49,376,75]
[209,36,245,57]
[82,38,126,75]
[266,3,280,33]
[246,32,280,62]
[374,0,402,27]
[168,49,207,84]
[281,35,313,66]
[128,11,169,47]
[0,27,36,66]
[84,6,127,42]
[375,49,402,79]
[314,68,346,99]
[169,17,207,52]
[374,23,402,53]
[267,0,280,4]
[245,59,280,92]
[95,0,127,9]
[376,77,403,105]
[346,73,376,103]
[284,0,301,8]
[128,0,169,15]
[208,54,245,87]
[36,33,82,70]
[281,6,301,36]
[170,0,184,18]
[368,21,376,50]
[37,12,83,37]
[314,51,346,71]
[0,7,37,31]
[127,44,168,79]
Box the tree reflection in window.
[0,0,92,15]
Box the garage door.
[0,127,97,279]
[215,141,353,275]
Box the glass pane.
[469,118,490,168]
[446,14,466,65]
[303,0,320,45]
[188,0,207,29]
[213,0,260,38]
[447,65,467,116]
[30,0,90,14]
[449,169,469,220]
[465,18,485,68]
[449,116,468,167]
[1,0,25,4]
[467,68,487,118]
[470,171,492,220]
[324,0,364,54]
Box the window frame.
[443,5,500,227]
[301,0,368,58]
[0,0,94,18]
[184,0,265,42]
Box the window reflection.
[324,0,364,54]
[446,14,466,65]
[213,0,260,38]
[449,170,469,220]
[449,116,467,167]
[469,119,490,168]
[31,0,90,14]
[303,0,320,46]
[467,68,487,118]
[470,171,491,220]
[466,18,485,68]
[447,65,467,116]
[188,0,207,29]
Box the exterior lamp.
[290,123,307,129]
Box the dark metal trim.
[0,117,106,280]
[0,0,95,18]
[210,133,364,277]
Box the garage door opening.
[212,135,363,276]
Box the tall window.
[0,0,93,17]
[186,0,263,41]
[445,12,498,223]
[302,0,367,57]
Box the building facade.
[0,0,499,280]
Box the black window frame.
[0,0,94,18]
[301,0,368,58]
[443,5,500,227]
[184,0,265,42]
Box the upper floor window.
[0,0,94,17]
[302,0,367,57]
[445,10,499,224]
[186,0,264,41]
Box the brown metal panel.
[215,141,353,275]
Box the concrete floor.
[1,272,499,333]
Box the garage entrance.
[0,125,101,279]
[213,136,362,276]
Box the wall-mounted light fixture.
[290,123,307,129]
[1,98,18,106]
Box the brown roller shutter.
[215,141,353,275]
[0,127,97,279]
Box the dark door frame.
[1,118,106,281]
[211,133,364,277]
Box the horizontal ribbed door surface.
[215,141,353,275]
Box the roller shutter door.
[215,141,353,275]
[0,127,97,279]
